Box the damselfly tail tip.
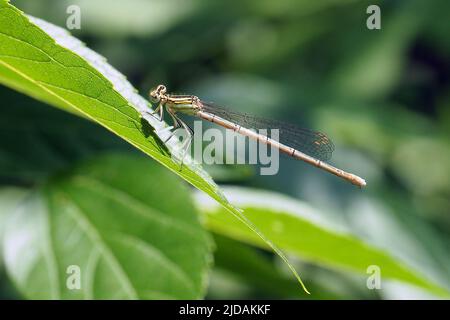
[355,176,367,188]
[347,173,366,188]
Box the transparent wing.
[200,102,334,161]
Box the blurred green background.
[1,0,449,299]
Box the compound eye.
[149,86,162,103]
[157,84,167,94]
[149,95,159,104]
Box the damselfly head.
[149,84,167,103]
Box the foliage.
[0,0,449,299]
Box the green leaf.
[0,0,211,195]
[0,188,29,264]
[0,0,308,292]
[196,186,450,297]
[211,234,343,299]
[1,154,212,299]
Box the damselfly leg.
[150,102,164,121]
[148,101,194,169]
[168,109,193,170]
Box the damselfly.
[148,84,366,187]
